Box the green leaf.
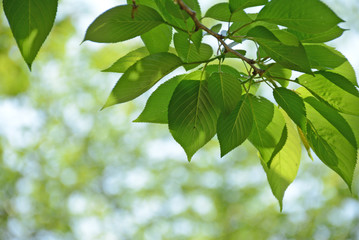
[134,71,206,124]
[229,0,268,12]
[341,114,359,145]
[141,24,172,54]
[102,47,149,73]
[205,3,249,22]
[208,72,242,114]
[257,0,343,33]
[328,60,358,87]
[263,63,292,87]
[209,24,222,34]
[305,107,357,189]
[168,80,219,161]
[247,26,312,73]
[304,96,357,148]
[273,88,307,132]
[261,110,301,211]
[3,0,58,69]
[205,3,232,21]
[248,95,286,163]
[134,74,186,124]
[304,44,346,70]
[104,52,182,107]
[297,72,359,115]
[205,65,244,79]
[174,32,213,70]
[84,5,164,43]
[217,94,253,157]
[126,0,159,11]
[286,26,345,43]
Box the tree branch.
[175,0,264,76]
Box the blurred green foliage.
[0,1,358,240]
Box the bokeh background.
[0,0,358,239]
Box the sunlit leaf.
[257,0,343,33]
[297,72,359,115]
[141,24,172,54]
[84,5,164,43]
[104,52,182,107]
[102,47,149,73]
[3,0,58,69]
[304,44,346,70]
[261,110,301,211]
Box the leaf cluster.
[3,0,358,208]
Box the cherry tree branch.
[175,0,264,76]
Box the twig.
[175,0,264,77]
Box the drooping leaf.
[102,47,149,73]
[329,61,358,87]
[247,26,312,73]
[261,110,301,211]
[304,44,346,70]
[257,0,343,33]
[229,0,268,12]
[3,0,58,69]
[104,53,182,107]
[305,108,357,189]
[141,24,172,54]
[208,72,242,114]
[217,94,253,157]
[273,87,307,132]
[297,72,359,115]
[248,95,286,163]
[286,26,345,43]
[84,5,164,43]
[168,80,219,161]
[134,74,186,124]
[134,71,206,124]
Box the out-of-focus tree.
[0,1,358,240]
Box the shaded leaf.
[248,95,286,163]
[208,72,242,114]
[247,26,312,73]
[273,87,307,132]
[168,80,219,161]
[217,94,253,157]
[3,0,58,69]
